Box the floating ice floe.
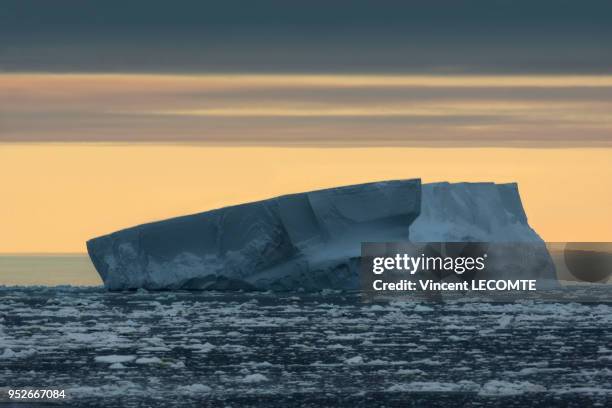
[176,384,212,394]
[478,380,547,396]
[94,355,137,364]
[241,373,269,383]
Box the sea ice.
[177,384,212,394]
[94,355,137,364]
[478,380,547,396]
[241,373,269,383]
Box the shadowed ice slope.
[87,179,421,290]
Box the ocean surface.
[0,255,101,286]
[1,256,611,407]
[1,285,611,407]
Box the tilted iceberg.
[87,179,421,290]
[87,179,556,291]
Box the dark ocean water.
[1,286,611,407]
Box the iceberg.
[410,182,557,287]
[87,179,421,290]
[87,179,556,291]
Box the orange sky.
[1,73,611,252]
[1,144,610,253]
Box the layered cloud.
[2,74,612,146]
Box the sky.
[1,1,611,252]
[2,1,612,74]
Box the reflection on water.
[0,255,101,286]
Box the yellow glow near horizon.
[1,144,610,253]
[4,73,612,88]
[142,102,612,123]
